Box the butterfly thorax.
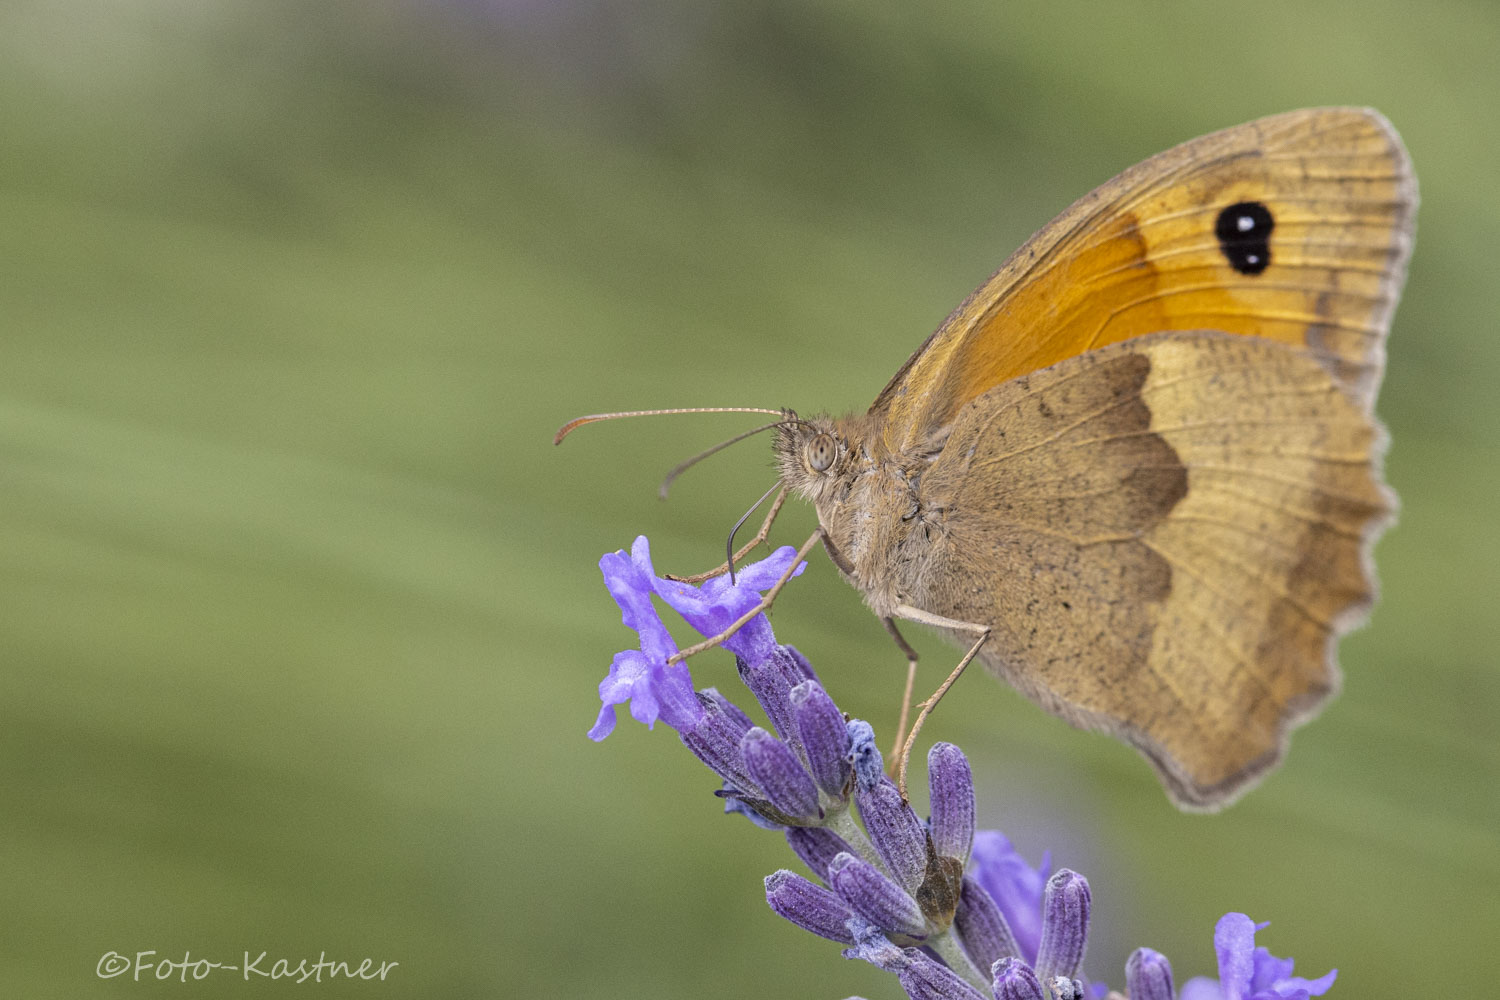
[775,412,950,618]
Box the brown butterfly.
[566,107,1416,810]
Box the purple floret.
[1180,913,1337,1000]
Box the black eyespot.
[806,433,837,472]
[1215,201,1274,275]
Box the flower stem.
[827,808,881,868]
[930,929,988,993]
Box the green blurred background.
[3,0,1495,996]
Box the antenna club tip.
[553,417,590,445]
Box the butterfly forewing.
[870,107,1415,455]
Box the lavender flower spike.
[589,536,1346,1000]
[1180,913,1336,1000]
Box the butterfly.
[767,107,1415,809]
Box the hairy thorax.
[775,412,952,619]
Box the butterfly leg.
[665,486,790,584]
[880,617,922,769]
[888,604,990,800]
[666,527,822,665]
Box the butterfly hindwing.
[913,330,1392,808]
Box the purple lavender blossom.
[1179,914,1337,1000]
[1034,869,1091,984]
[1127,948,1176,1000]
[587,541,700,740]
[969,830,1050,963]
[790,679,852,796]
[993,957,1047,1000]
[588,535,802,741]
[589,535,1342,1000]
[765,869,856,943]
[929,742,976,864]
[646,536,804,663]
[741,726,822,824]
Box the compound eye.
[805,433,837,472]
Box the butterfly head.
[773,412,863,506]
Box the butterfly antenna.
[657,421,785,499]
[726,482,784,585]
[553,407,784,446]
